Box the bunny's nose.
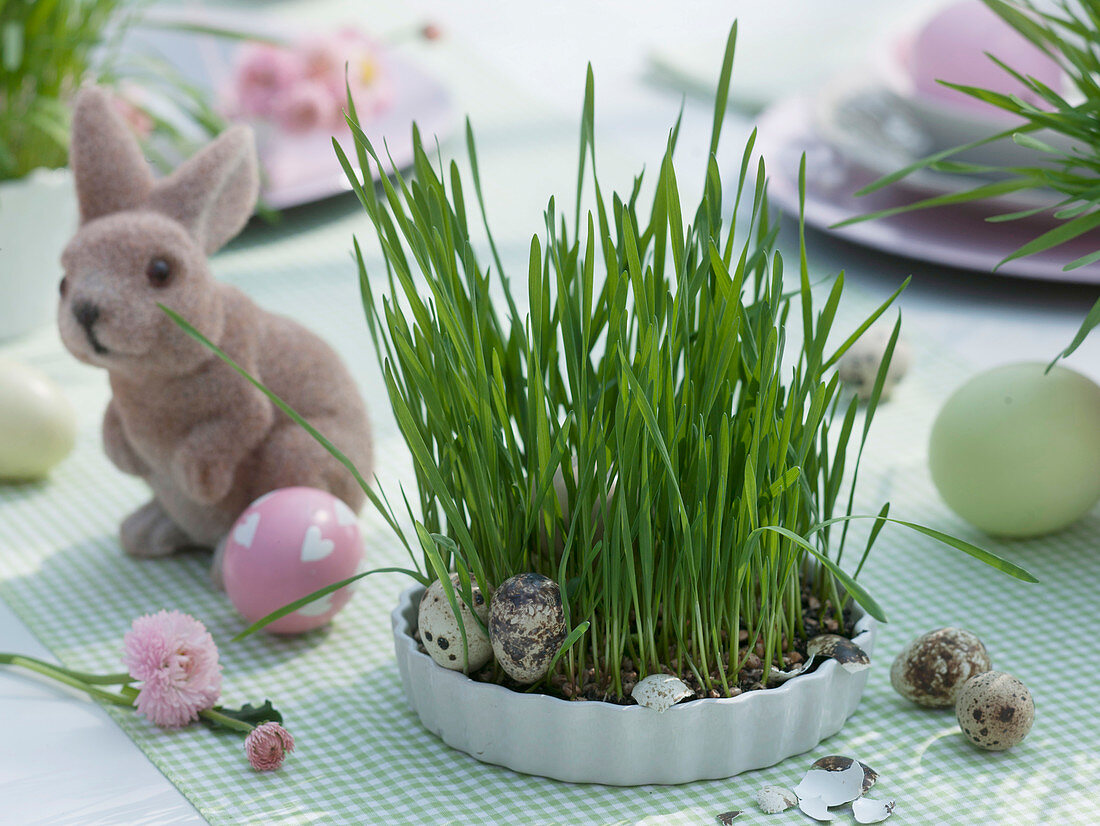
[73,301,100,331]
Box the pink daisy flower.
[123,610,222,728]
[245,722,295,771]
[231,42,305,120]
[274,78,338,133]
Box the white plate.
[759,96,1100,283]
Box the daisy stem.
[198,706,256,734]
[0,653,133,706]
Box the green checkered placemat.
[3,81,1099,826]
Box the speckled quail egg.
[955,670,1034,751]
[418,573,492,672]
[837,324,911,401]
[890,627,991,707]
[488,573,566,683]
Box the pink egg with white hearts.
[222,486,364,634]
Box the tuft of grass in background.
[0,0,240,183]
[173,22,1035,696]
[841,0,1100,365]
[1,0,126,179]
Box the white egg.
[0,358,76,480]
[418,574,492,672]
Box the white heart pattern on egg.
[300,525,335,562]
[296,594,335,617]
[333,499,358,527]
[233,512,260,549]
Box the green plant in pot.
[0,0,227,340]
[172,23,1036,783]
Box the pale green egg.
[0,359,76,481]
[929,362,1100,537]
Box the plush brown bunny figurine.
[58,87,373,584]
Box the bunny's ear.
[149,126,259,255]
[70,87,155,223]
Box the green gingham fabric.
[3,50,1099,826]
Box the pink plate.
[129,10,455,210]
[756,96,1100,283]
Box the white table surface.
[6,1,1100,823]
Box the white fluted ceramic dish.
[391,585,876,785]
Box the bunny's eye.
[146,257,172,287]
[59,277,68,297]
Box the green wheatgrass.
[172,23,1035,697]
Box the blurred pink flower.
[274,78,337,133]
[123,610,222,728]
[224,28,391,132]
[245,722,295,771]
[232,42,305,119]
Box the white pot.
[392,585,876,785]
[0,167,78,341]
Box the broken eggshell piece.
[715,811,742,825]
[810,755,878,796]
[807,634,872,674]
[630,673,693,712]
[853,797,896,824]
[794,758,869,806]
[770,635,870,684]
[755,785,798,814]
[797,796,834,822]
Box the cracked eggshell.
[797,796,833,822]
[853,797,895,824]
[755,785,798,814]
[955,670,1034,751]
[795,758,868,806]
[807,634,872,673]
[837,325,911,401]
[891,627,991,707]
[488,573,566,683]
[418,573,492,672]
[631,674,693,712]
[809,755,878,796]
